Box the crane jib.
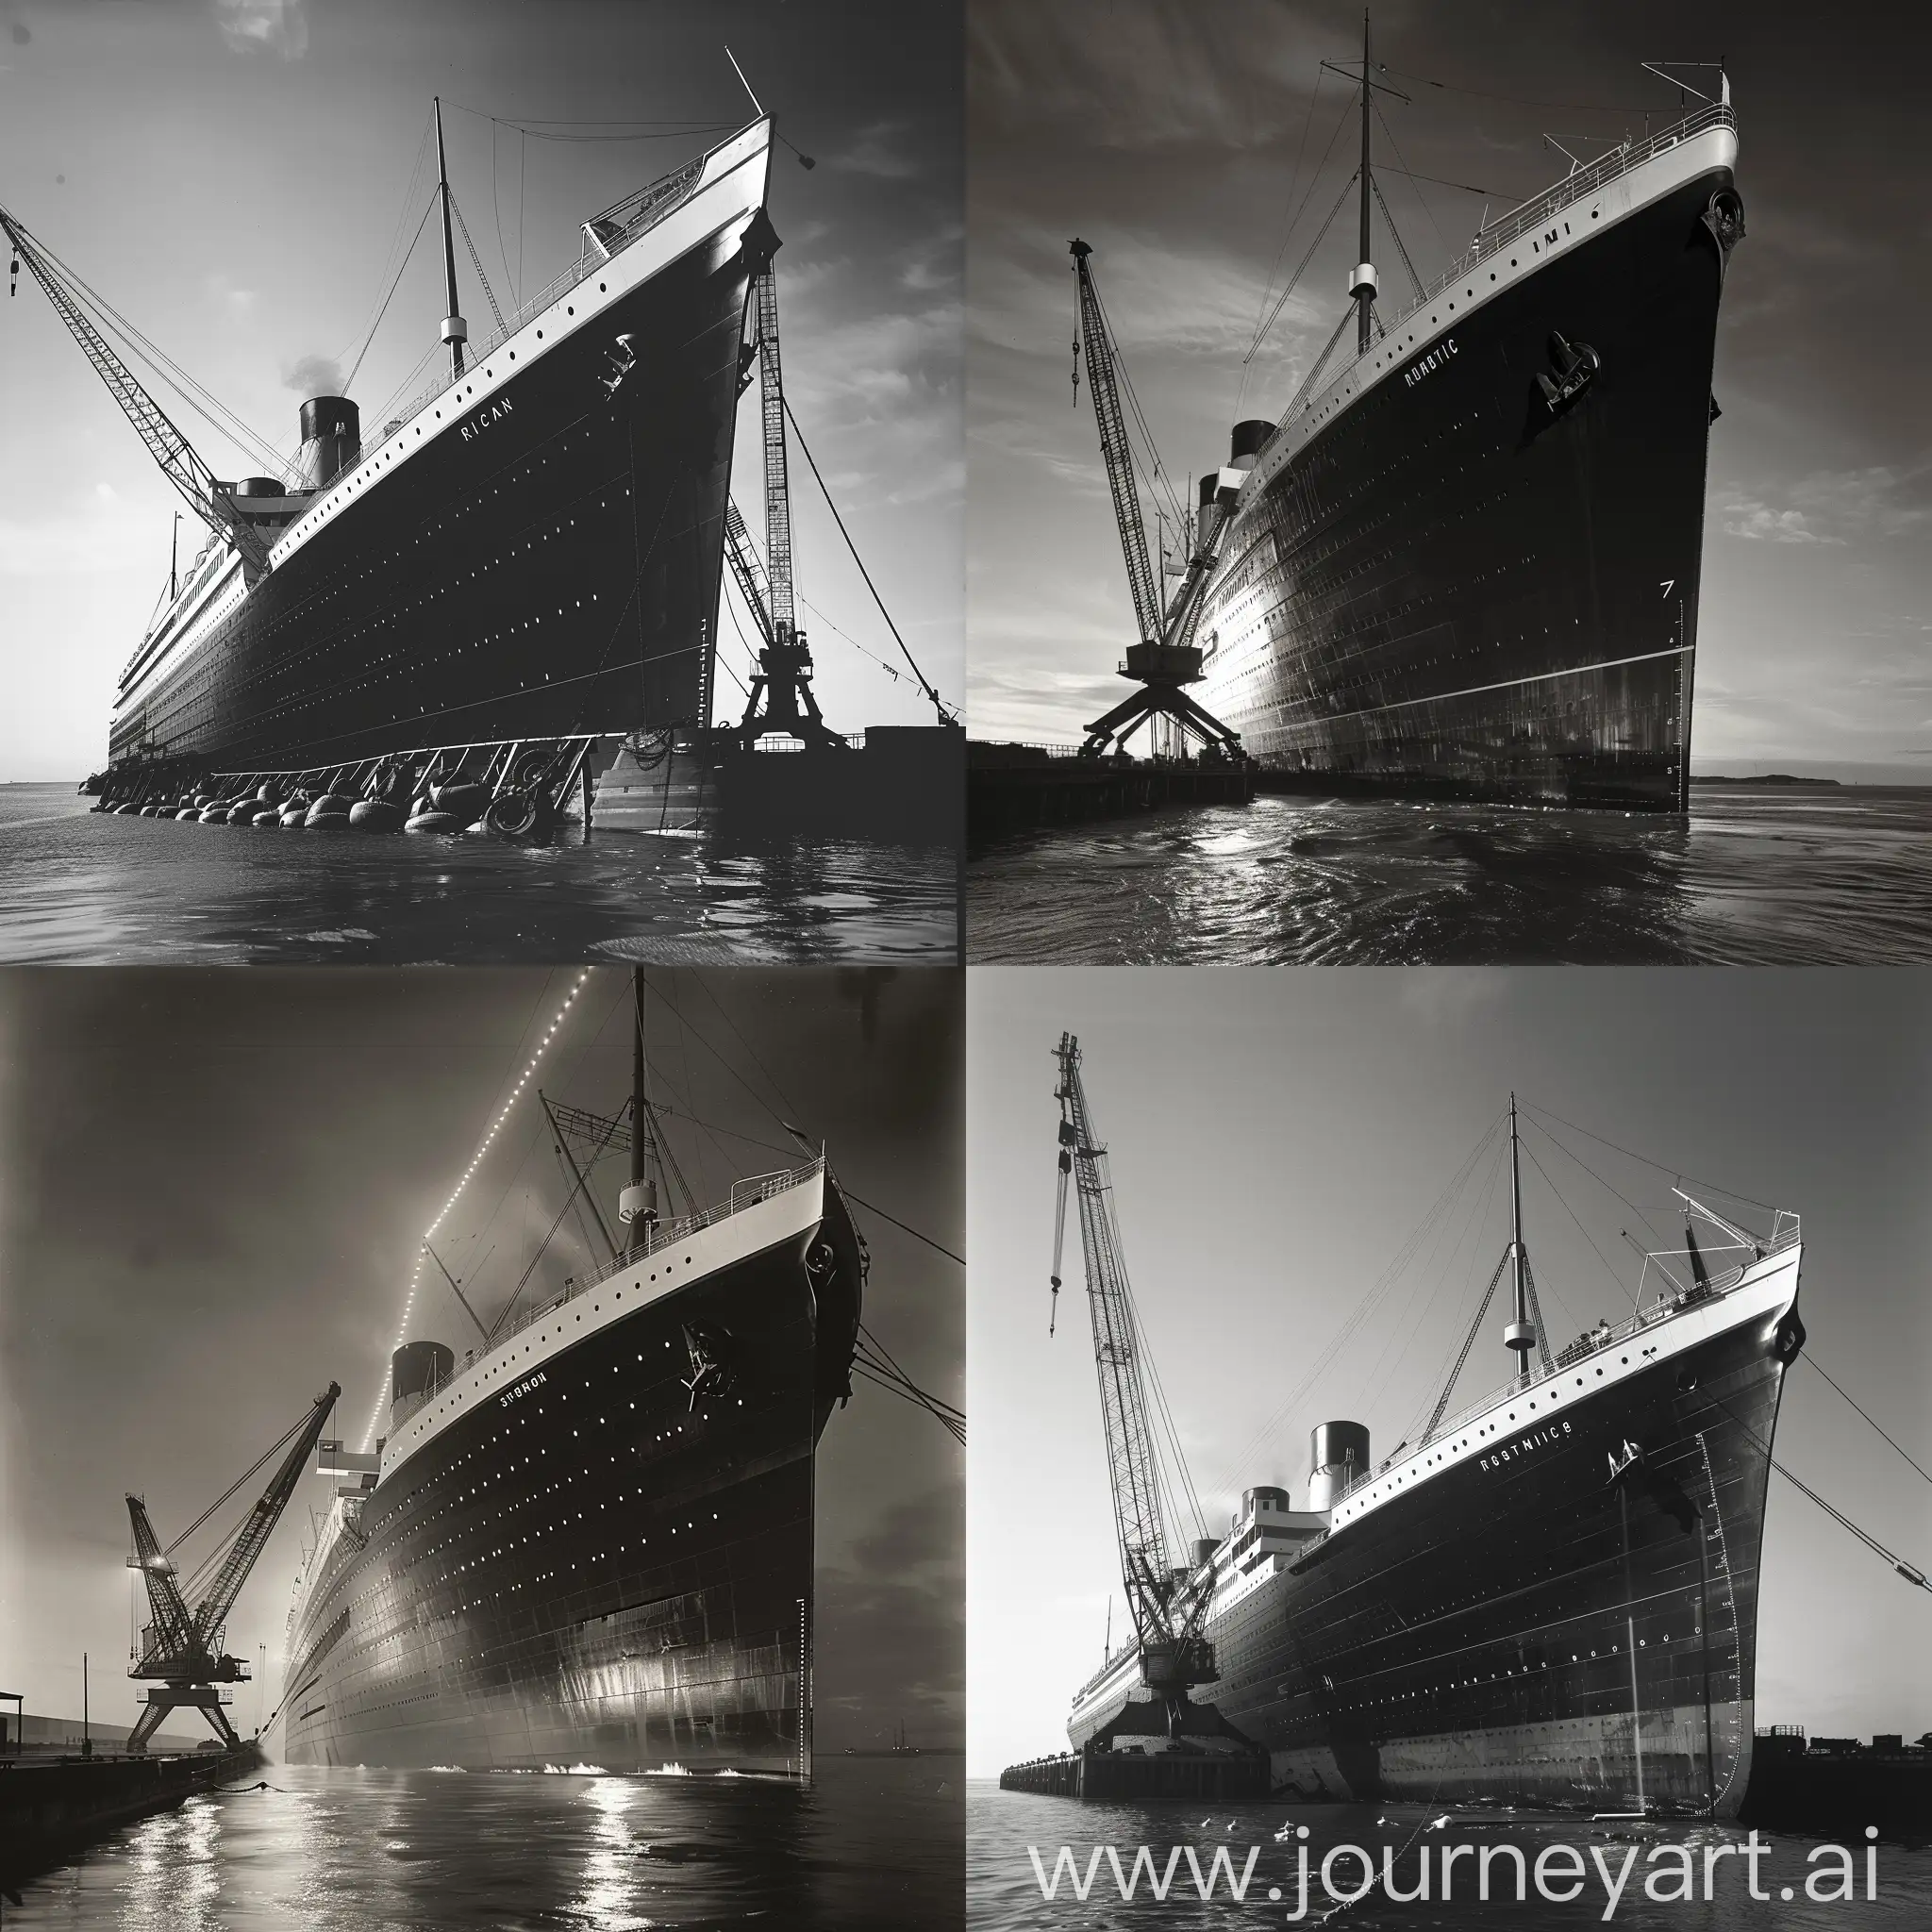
[1051,1032,1217,1705]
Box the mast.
[169,511,179,602]
[622,966,658,1252]
[1353,10,1376,354]
[1504,1092,1538,1374]
[434,96,467,381]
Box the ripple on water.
[0,788,958,964]
[10,1759,961,1931]
[969,788,1932,965]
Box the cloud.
[814,1481,962,1740]
[283,352,345,399]
[824,120,921,180]
[213,0,308,59]
[1397,971,1508,1024]
[1720,465,1932,546]
[1722,499,1840,544]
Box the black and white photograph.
[7,2,1932,1928]
[968,967,1932,1924]
[964,0,1932,965]
[0,965,963,1925]
[0,1,963,965]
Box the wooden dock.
[0,1742,261,1888]
[969,742,1255,841]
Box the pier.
[1001,1745,1270,1805]
[89,724,963,845]
[969,741,1255,840]
[1741,1727,1932,1840]
[0,1742,260,1887]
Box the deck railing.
[358,147,720,474]
[1342,1214,1800,1493]
[388,1157,825,1429]
[1277,101,1738,442]
[1417,102,1736,310]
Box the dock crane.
[2,203,272,577]
[125,1382,341,1751]
[1050,1035,1250,1748]
[724,218,846,754]
[1067,242,1244,766]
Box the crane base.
[126,1688,240,1755]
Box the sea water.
[968,787,1932,965]
[0,786,958,965]
[8,1757,961,1930]
[971,1783,1931,1929]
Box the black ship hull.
[1199,124,1740,811]
[108,128,770,785]
[1065,1245,1802,1818]
[282,1171,860,1774]
[1202,1283,1797,1815]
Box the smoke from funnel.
[284,352,347,399]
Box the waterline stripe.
[1287,644,1693,728]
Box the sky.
[966,0,1932,781]
[0,965,963,1753]
[967,966,1932,1776]
[0,0,962,781]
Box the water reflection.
[571,1776,643,1930]
[9,1759,958,1930]
[0,787,958,964]
[123,1797,221,1932]
[970,788,1932,965]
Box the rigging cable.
[1519,1101,1780,1214]
[1517,1134,1640,1312]
[1711,1391,1932,1592]
[1801,1355,1932,1491]
[1371,95,1452,267]
[1205,1107,1506,1498]
[342,192,439,395]
[1243,81,1359,363]
[8,212,300,482]
[331,113,436,368]
[1086,275,1189,541]
[160,1404,315,1558]
[1238,66,1335,414]
[1245,169,1358,366]
[782,395,957,722]
[1376,66,1670,116]
[1369,170,1427,306]
[1517,1111,1680,1252]
[1381,1129,1509,1443]
[448,190,508,339]
[1360,1123,1497,1408]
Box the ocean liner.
[1057,1045,1805,1817]
[280,976,863,1773]
[1190,34,1745,809]
[4,105,773,804]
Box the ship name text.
[1478,1418,1572,1471]
[1404,338,1458,390]
[460,398,514,442]
[501,1370,548,1407]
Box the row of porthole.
[291,242,627,554]
[126,458,616,719]
[404,1293,680,1455]
[1340,1351,1641,1521]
